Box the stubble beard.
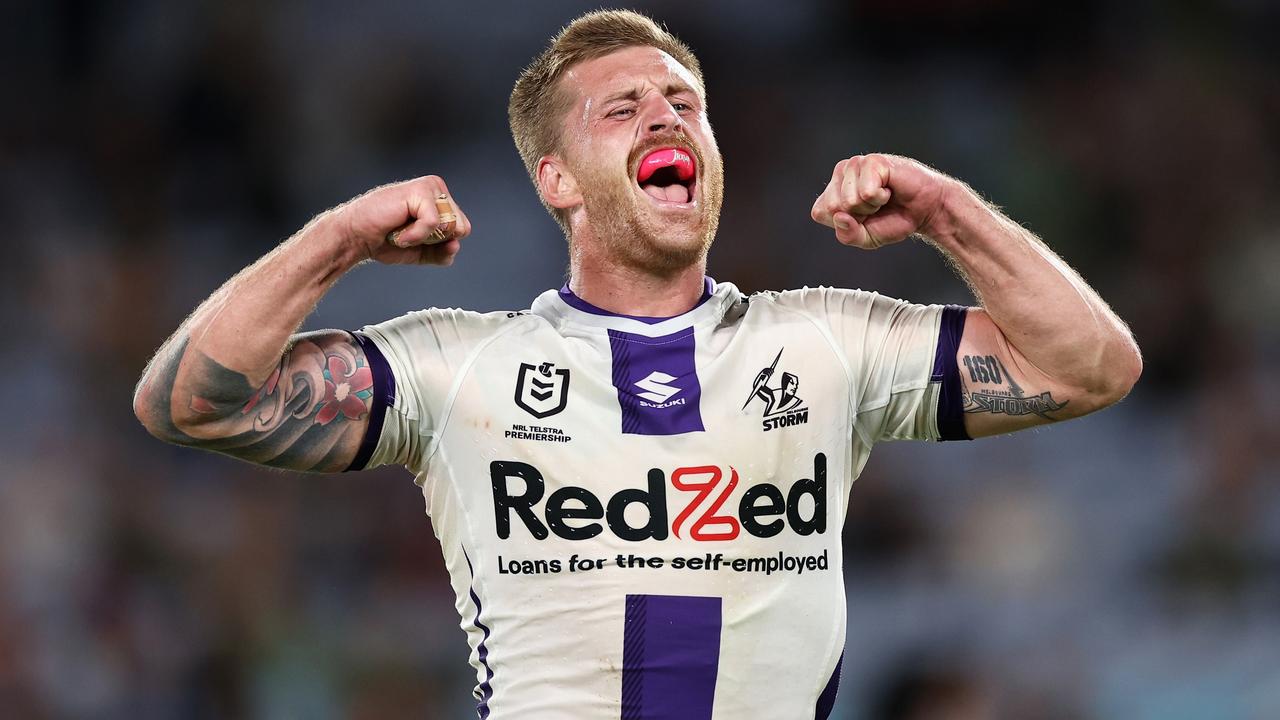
[574,138,725,276]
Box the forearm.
[134,211,364,436]
[186,212,362,379]
[133,175,465,468]
[923,182,1141,398]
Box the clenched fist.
[337,175,473,266]
[811,154,952,249]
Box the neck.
[568,248,707,318]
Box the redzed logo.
[670,466,740,541]
[490,454,827,542]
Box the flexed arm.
[133,176,472,470]
[812,154,1142,438]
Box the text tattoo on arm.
[960,354,1068,419]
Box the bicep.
[957,309,1078,439]
[173,330,375,472]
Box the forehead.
[562,45,703,103]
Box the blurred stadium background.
[4,0,1279,718]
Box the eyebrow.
[599,82,698,106]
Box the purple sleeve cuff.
[931,306,971,441]
[345,331,398,471]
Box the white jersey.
[351,279,968,720]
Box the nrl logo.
[515,361,570,419]
[742,347,809,431]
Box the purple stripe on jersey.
[559,277,714,324]
[608,327,704,435]
[814,652,844,720]
[622,594,721,720]
[463,550,494,719]
[345,332,397,471]
[931,306,971,441]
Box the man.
[134,9,1141,719]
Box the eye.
[607,107,635,118]
[672,102,693,112]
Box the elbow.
[1107,336,1144,402]
[1121,343,1144,396]
[1081,337,1143,411]
[132,381,168,442]
[132,379,193,446]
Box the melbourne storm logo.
[742,348,809,431]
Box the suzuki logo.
[635,371,681,404]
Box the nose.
[638,94,684,135]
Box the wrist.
[304,208,371,271]
[919,179,984,250]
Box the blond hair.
[508,10,704,234]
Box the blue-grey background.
[4,1,1279,718]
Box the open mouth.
[635,147,697,206]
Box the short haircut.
[508,9,704,234]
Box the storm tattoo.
[139,332,372,471]
[960,354,1067,420]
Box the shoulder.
[749,287,949,350]
[360,306,538,350]
[747,285,891,320]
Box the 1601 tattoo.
[960,354,1068,420]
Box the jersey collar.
[531,277,741,337]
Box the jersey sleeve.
[346,308,514,471]
[775,287,970,444]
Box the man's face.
[554,45,725,273]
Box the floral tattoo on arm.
[149,331,375,472]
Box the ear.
[537,155,582,211]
